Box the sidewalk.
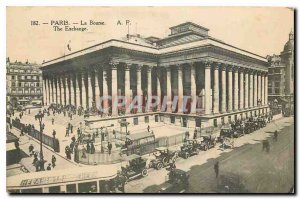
[10,127,77,172]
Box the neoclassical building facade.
[42,22,269,128]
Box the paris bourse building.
[42,22,269,128]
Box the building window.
[170,116,175,124]
[213,119,217,127]
[275,88,280,94]
[36,83,39,87]
[221,117,225,125]
[18,83,21,87]
[144,116,149,123]
[11,82,15,87]
[11,76,15,80]
[133,118,138,125]
[228,116,231,123]
[155,115,159,122]
[234,115,237,121]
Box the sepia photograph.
[5,6,295,194]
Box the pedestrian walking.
[65,127,69,137]
[70,124,73,134]
[90,142,95,154]
[29,144,34,155]
[108,142,112,155]
[147,125,150,132]
[77,128,81,137]
[51,155,56,168]
[47,163,52,171]
[32,153,38,165]
[52,118,54,125]
[214,161,219,178]
[86,142,91,153]
[274,130,278,142]
[193,129,197,139]
[52,130,56,138]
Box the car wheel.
[162,157,169,166]
[156,162,163,170]
[141,169,148,177]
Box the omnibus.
[7,164,120,193]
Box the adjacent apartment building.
[6,58,43,108]
[267,30,294,114]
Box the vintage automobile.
[244,121,255,134]
[121,154,148,182]
[178,139,201,159]
[200,135,217,151]
[219,127,238,139]
[157,169,189,193]
[257,117,267,128]
[149,147,179,170]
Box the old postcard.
[6,6,294,194]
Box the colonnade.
[42,61,268,116]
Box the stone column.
[190,64,197,114]
[81,72,87,109]
[111,64,118,116]
[253,72,257,107]
[70,74,75,106]
[94,70,100,109]
[55,78,58,104]
[48,78,51,104]
[244,71,249,109]
[75,73,80,107]
[249,71,253,108]
[56,77,60,105]
[166,66,172,112]
[124,65,131,114]
[156,68,161,111]
[213,64,219,114]
[221,65,227,113]
[58,76,62,105]
[261,74,265,106]
[147,66,152,112]
[67,75,71,105]
[204,62,212,115]
[136,65,142,113]
[87,71,93,109]
[228,67,233,112]
[265,74,268,105]
[177,65,183,113]
[43,77,47,106]
[62,75,66,106]
[233,67,239,111]
[258,72,261,106]
[239,68,244,110]
[51,77,55,104]
[102,68,109,112]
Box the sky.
[6,6,294,64]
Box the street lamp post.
[35,110,45,170]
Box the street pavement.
[125,116,294,193]
[9,127,77,172]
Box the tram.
[7,164,120,193]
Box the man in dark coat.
[214,161,219,178]
[108,142,112,155]
[51,155,56,168]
